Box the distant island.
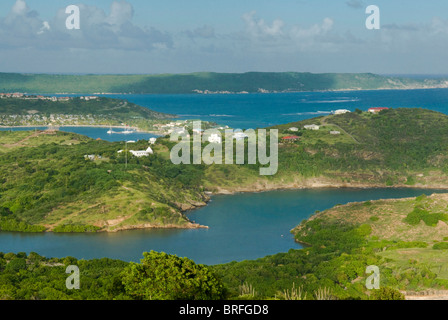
[0,72,447,94]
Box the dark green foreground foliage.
[0,251,224,300]
[0,221,415,300]
[122,251,226,300]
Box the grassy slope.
[4,108,448,232]
[0,131,208,232]
[204,108,448,192]
[291,192,448,293]
[0,72,446,94]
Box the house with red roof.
[281,135,301,143]
[368,107,389,113]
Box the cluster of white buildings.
[118,146,154,157]
[333,109,351,115]
[117,138,157,158]
[0,93,99,102]
[153,121,190,134]
[304,124,320,131]
[80,96,99,101]
[0,93,77,102]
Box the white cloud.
[37,21,50,35]
[290,18,334,39]
[238,11,337,53]
[107,0,134,28]
[242,11,285,39]
[11,0,28,16]
[0,0,172,51]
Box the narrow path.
[2,130,46,148]
[321,116,360,144]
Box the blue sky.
[1,0,448,74]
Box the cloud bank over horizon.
[0,0,448,75]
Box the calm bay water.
[2,89,448,264]
[0,188,444,265]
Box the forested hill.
[272,108,448,175]
[206,108,448,192]
[0,96,173,120]
[0,72,447,94]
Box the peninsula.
[3,107,448,233]
[0,95,175,132]
[0,72,447,94]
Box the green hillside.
[3,108,448,233]
[3,108,448,300]
[0,72,446,94]
[204,108,448,192]
[0,96,175,130]
[0,96,173,119]
[0,131,208,232]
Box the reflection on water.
[0,188,445,265]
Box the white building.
[334,109,351,115]
[130,147,154,157]
[149,138,157,145]
[304,124,320,131]
[289,127,299,132]
[207,133,222,144]
[193,128,204,135]
[118,146,154,157]
[173,127,189,135]
[330,131,341,135]
[84,154,96,161]
[233,132,249,140]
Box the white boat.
[107,127,135,134]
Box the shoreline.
[55,85,448,95]
[207,180,448,196]
[12,85,448,96]
[6,181,448,234]
[0,124,162,135]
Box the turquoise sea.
[107,88,448,129]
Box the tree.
[371,287,405,300]
[3,253,16,261]
[0,207,12,217]
[121,251,226,300]
[6,258,27,272]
